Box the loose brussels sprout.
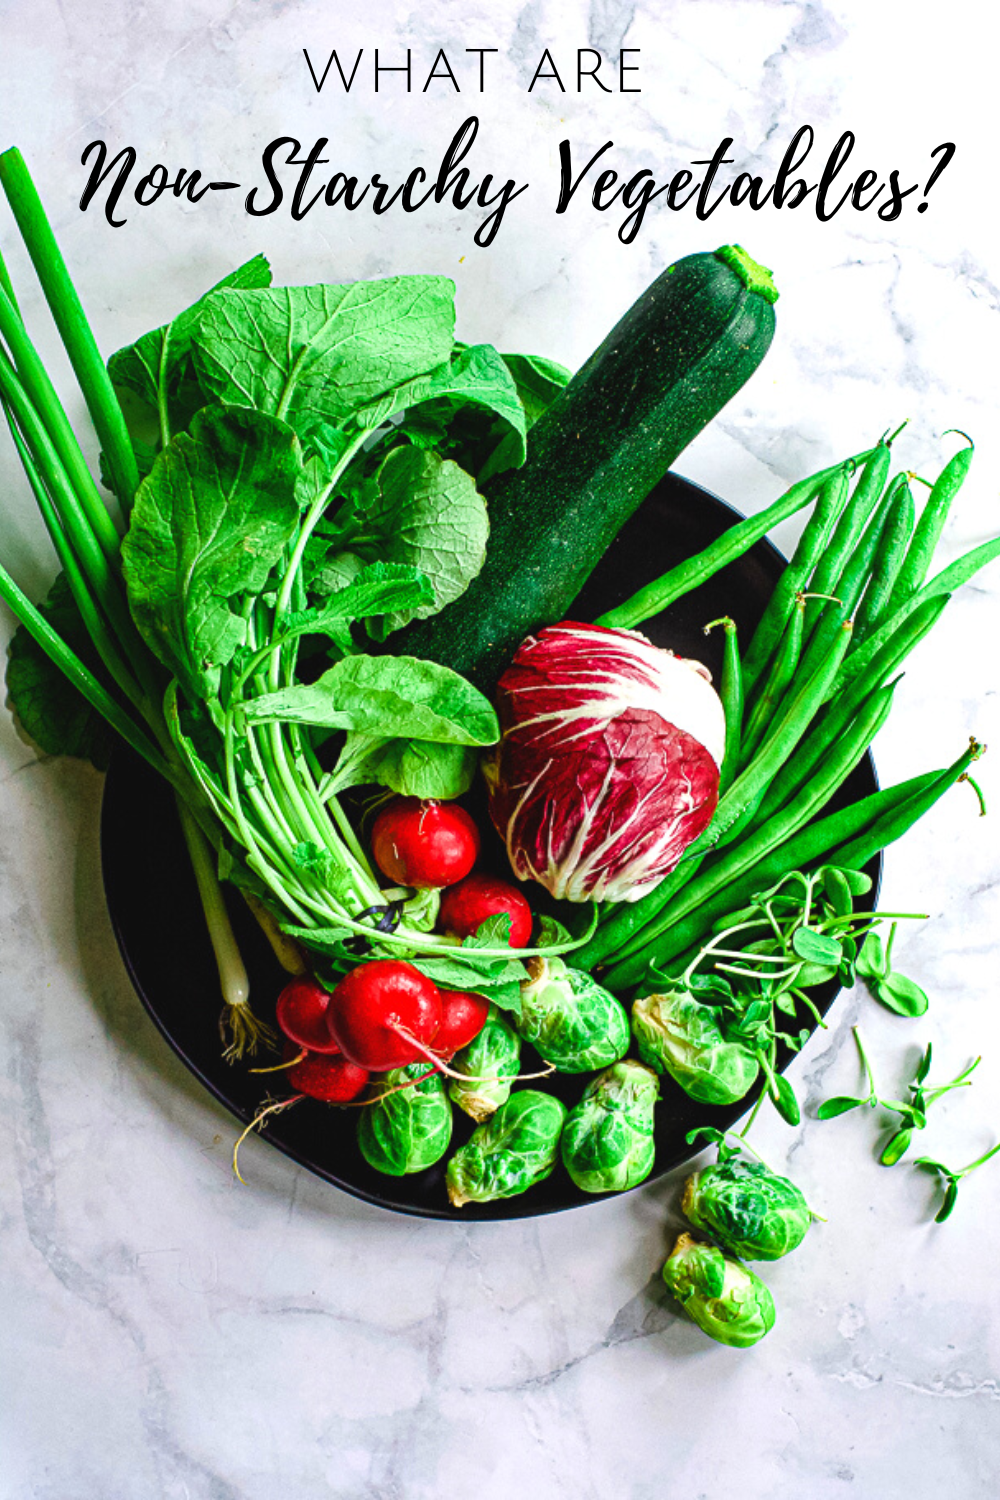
[631,989,759,1105]
[682,1155,812,1261]
[446,1089,567,1206]
[560,1060,660,1194]
[518,956,630,1073]
[357,1064,453,1176]
[662,1232,775,1348]
[448,1004,522,1122]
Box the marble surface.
[2,2,999,1495]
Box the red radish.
[275,976,340,1054]
[432,990,490,1059]
[327,960,443,1071]
[371,798,480,889]
[439,873,533,948]
[284,1043,370,1103]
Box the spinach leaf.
[336,446,488,635]
[122,406,301,700]
[277,561,433,655]
[351,343,525,458]
[192,278,455,444]
[479,351,571,482]
[322,735,479,799]
[5,572,115,769]
[412,947,525,1017]
[108,254,272,441]
[243,652,498,746]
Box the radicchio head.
[484,622,725,903]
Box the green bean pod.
[709,787,767,853]
[574,847,706,972]
[802,441,891,638]
[706,619,852,848]
[603,677,895,977]
[750,594,949,827]
[596,454,873,631]
[740,465,850,696]
[824,739,983,872]
[740,594,804,767]
[705,616,743,795]
[832,533,1000,700]
[603,747,975,988]
[775,471,899,716]
[852,478,915,642]
[884,438,974,616]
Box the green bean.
[574,848,704,972]
[603,750,972,989]
[822,738,983,873]
[803,442,891,638]
[740,465,850,695]
[706,619,852,847]
[853,479,915,642]
[740,594,804,767]
[604,678,895,975]
[831,533,1000,700]
[710,787,766,852]
[750,595,949,828]
[704,616,742,795]
[775,472,899,716]
[884,437,974,616]
[595,453,873,631]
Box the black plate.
[101,472,880,1219]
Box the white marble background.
[2,1,999,1495]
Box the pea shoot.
[818,1030,981,1167]
[916,1141,1000,1222]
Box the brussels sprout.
[682,1155,811,1260]
[446,1089,567,1206]
[560,1060,660,1194]
[662,1232,775,1348]
[631,989,759,1105]
[357,1064,453,1176]
[448,1004,522,1122]
[518,956,630,1073]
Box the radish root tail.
[232,1095,303,1184]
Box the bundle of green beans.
[578,433,995,990]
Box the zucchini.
[398,245,778,690]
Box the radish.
[433,989,490,1059]
[371,798,480,889]
[327,960,444,1071]
[275,976,340,1054]
[439,873,533,948]
[285,1044,370,1103]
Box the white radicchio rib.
[484,622,726,903]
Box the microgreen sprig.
[817,1031,980,1166]
[915,1141,1000,1222]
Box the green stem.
[175,796,249,1012]
[0,147,140,511]
[0,281,122,559]
[2,401,144,708]
[0,560,171,779]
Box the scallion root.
[221,1001,277,1063]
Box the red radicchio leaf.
[484,622,725,903]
